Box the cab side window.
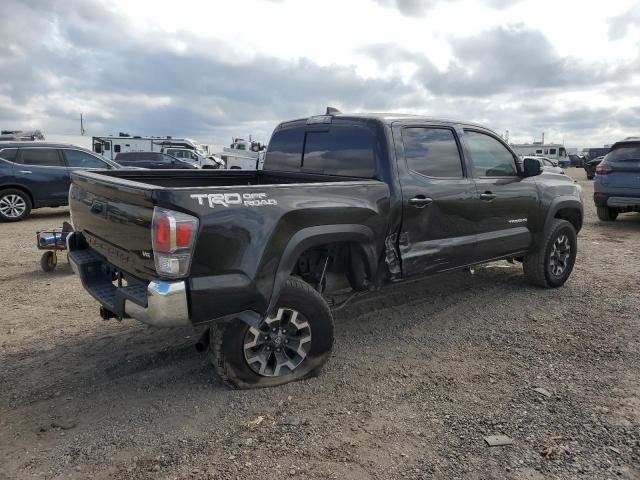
[402,127,464,178]
[464,130,517,177]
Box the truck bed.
[93,169,372,188]
[69,168,391,322]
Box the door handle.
[408,196,433,208]
[19,170,32,174]
[480,192,497,201]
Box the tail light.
[151,207,198,278]
[596,161,612,175]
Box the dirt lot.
[1,168,638,480]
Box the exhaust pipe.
[195,328,210,352]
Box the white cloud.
[1,0,639,146]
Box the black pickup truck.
[67,111,583,388]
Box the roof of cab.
[278,112,490,130]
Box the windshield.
[607,146,640,162]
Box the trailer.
[92,135,209,161]
[511,143,570,167]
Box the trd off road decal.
[190,192,278,208]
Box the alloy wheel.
[243,307,312,377]
[0,194,26,219]
[549,234,571,277]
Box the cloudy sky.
[2,0,639,147]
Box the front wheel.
[523,219,577,288]
[0,189,32,222]
[597,206,618,221]
[209,277,334,389]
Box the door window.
[19,148,64,166]
[464,131,517,177]
[0,148,18,162]
[402,128,463,178]
[64,149,109,168]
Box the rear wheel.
[0,189,32,222]
[209,277,334,389]
[523,219,577,288]
[597,206,618,221]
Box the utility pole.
[80,113,85,136]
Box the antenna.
[326,106,341,115]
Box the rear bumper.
[594,193,640,208]
[67,232,191,328]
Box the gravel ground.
[1,168,638,480]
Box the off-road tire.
[596,206,618,221]
[523,219,577,288]
[0,189,32,222]
[209,277,334,389]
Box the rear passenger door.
[15,148,70,205]
[396,125,478,276]
[461,129,539,260]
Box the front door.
[461,129,539,261]
[396,125,478,277]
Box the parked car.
[569,154,585,167]
[521,156,565,175]
[67,110,583,388]
[584,156,604,180]
[163,147,225,169]
[0,142,121,222]
[558,156,571,168]
[593,138,640,221]
[114,151,198,169]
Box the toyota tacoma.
[67,110,583,388]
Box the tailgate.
[69,171,157,279]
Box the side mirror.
[523,157,542,177]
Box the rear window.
[607,145,640,162]
[0,148,18,162]
[302,126,375,177]
[264,127,304,172]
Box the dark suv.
[0,142,120,222]
[115,152,197,169]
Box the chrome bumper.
[124,280,191,328]
[67,234,191,329]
